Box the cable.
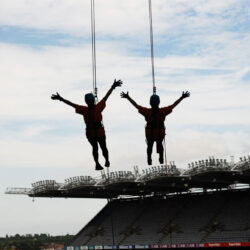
[163,136,167,166]
[90,0,98,102]
[148,0,167,166]
[106,168,115,245]
[148,0,156,95]
[90,1,115,244]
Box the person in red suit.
[121,91,190,165]
[51,79,122,170]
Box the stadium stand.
[70,188,250,246]
[6,155,250,247]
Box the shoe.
[147,157,152,165]
[105,160,110,167]
[159,156,164,164]
[95,163,104,171]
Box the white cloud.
[166,130,250,167]
[0,0,246,37]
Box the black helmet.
[150,94,160,107]
[85,93,95,105]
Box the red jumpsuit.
[138,105,173,147]
[75,99,106,141]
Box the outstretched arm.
[51,92,77,108]
[171,91,190,109]
[101,79,123,103]
[120,91,139,109]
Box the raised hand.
[120,91,129,99]
[112,79,123,89]
[182,91,190,99]
[51,92,63,101]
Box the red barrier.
[151,242,250,248]
[204,242,250,248]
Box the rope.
[163,136,167,167]
[148,0,167,165]
[90,0,98,102]
[106,167,115,245]
[107,167,110,184]
[149,1,171,243]
[90,0,114,244]
[148,0,168,173]
[109,197,115,246]
[148,0,156,95]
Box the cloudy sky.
[0,0,249,237]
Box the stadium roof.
[5,155,250,199]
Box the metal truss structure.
[5,155,250,199]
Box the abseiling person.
[121,91,190,165]
[51,79,122,171]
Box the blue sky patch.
[0,26,88,47]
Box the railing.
[232,156,250,171]
[138,164,181,181]
[5,155,250,197]
[31,180,61,194]
[5,187,32,195]
[183,157,232,175]
[63,176,96,189]
[99,171,136,185]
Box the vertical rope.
[148,0,156,95]
[107,167,110,184]
[90,0,98,102]
[164,136,167,166]
[90,0,114,244]
[108,197,115,246]
[164,135,170,242]
[148,0,167,165]
[106,168,115,245]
